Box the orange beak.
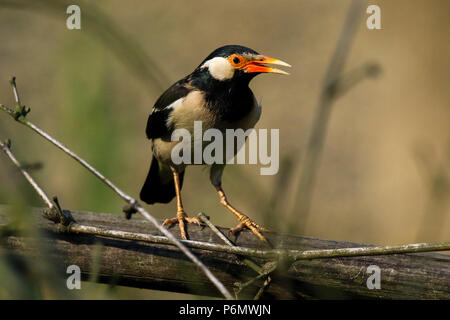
[245,55,291,75]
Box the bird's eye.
[228,54,246,68]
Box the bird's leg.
[163,170,201,239]
[215,186,268,243]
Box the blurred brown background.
[0,0,449,299]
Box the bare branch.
[292,0,373,233]
[290,241,450,260]
[0,139,53,208]
[198,212,235,246]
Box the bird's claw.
[163,212,202,240]
[229,216,269,243]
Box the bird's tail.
[140,156,184,204]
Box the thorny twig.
[0,78,233,300]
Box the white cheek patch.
[201,57,235,81]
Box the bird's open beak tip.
[271,59,291,68]
[246,55,291,75]
[271,68,290,75]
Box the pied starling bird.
[140,45,290,242]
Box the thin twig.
[0,83,233,300]
[198,212,265,272]
[289,242,450,260]
[0,139,53,208]
[197,212,234,246]
[0,138,73,226]
[197,212,274,299]
[330,62,381,100]
[9,77,21,107]
[253,276,271,300]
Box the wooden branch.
[1,206,448,299]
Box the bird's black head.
[193,45,290,86]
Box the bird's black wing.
[145,78,192,139]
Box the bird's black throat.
[190,70,257,123]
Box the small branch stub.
[9,76,30,120]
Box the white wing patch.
[149,97,185,130]
[151,97,184,114]
[166,97,184,111]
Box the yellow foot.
[163,212,202,240]
[229,215,269,243]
